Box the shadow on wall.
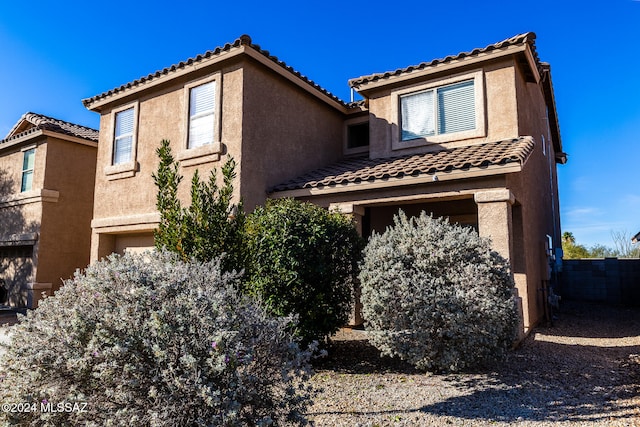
[0,168,39,307]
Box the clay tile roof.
[349,32,539,88]
[270,137,535,192]
[83,35,347,109]
[1,112,99,145]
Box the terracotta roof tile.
[83,35,347,109]
[270,137,535,192]
[1,112,98,145]
[349,32,539,88]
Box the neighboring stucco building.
[0,113,98,308]
[84,33,565,333]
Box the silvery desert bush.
[360,211,518,372]
[0,251,313,426]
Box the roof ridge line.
[83,35,348,109]
[348,32,538,88]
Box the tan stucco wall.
[0,135,96,306]
[240,60,344,211]
[37,137,97,293]
[92,63,244,224]
[90,55,346,260]
[114,233,155,255]
[91,59,246,260]
[503,65,563,330]
[366,58,519,159]
[1,140,46,306]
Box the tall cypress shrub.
[152,139,245,273]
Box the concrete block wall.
[560,258,640,306]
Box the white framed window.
[21,148,35,192]
[113,107,134,165]
[401,80,475,140]
[179,73,222,167]
[391,70,485,150]
[105,101,139,180]
[188,81,216,149]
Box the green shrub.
[245,198,364,345]
[359,211,518,372]
[153,139,246,274]
[0,252,313,426]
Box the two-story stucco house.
[0,113,98,308]
[83,32,565,333]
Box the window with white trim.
[21,148,35,192]
[113,107,134,165]
[188,81,216,149]
[400,80,475,141]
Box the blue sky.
[1,0,639,248]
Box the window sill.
[104,161,138,180]
[0,189,59,208]
[178,142,221,167]
[392,127,486,151]
[344,146,369,156]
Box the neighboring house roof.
[632,231,640,244]
[349,32,540,89]
[83,35,346,111]
[271,136,535,194]
[1,112,99,146]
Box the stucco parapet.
[91,212,161,232]
[474,189,515,205]
[0,189,59,208]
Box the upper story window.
[178,73,222,167]
[21,148,35,192]
[401,80,475,141]
[188,81,216,149]
[113,107,134,165]
[344,117,370,155]
[391,70,485,151]
[347,122,370,149]
[105,101,139,180]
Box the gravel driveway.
[309,302,640,426]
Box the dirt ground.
[309,301,640,426]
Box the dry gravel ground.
[1,303,638,426]
[309,301,640,427]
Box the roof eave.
[242,48,348,113]
[0,129,45,152]
[350,43,539,95]
[84,43,348,114]
[41,130,99,148]
[0,129,98,152]
[269,163,524,199]
[83,46,247,112]
[540,64,564,157]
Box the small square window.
[347,122,370,149]
[21,148,35,192]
